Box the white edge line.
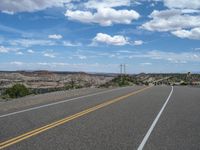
[137,86,174,150]
[0,86,134,118]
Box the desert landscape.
[1,71,200,100]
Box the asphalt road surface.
[0,85,199,150]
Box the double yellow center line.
[0,86,152,149]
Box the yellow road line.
[0,86,152,149]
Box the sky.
[0,0,200,73]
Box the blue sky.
[0,0,200,73]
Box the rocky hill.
[0,71,114,94]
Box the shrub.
[4,84,30,98]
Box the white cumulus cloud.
[143,0,200,40]
[0,0,70,14]
[171,27,200,40]
[163,0,200,9]
[63,41,82,46]
[133,40,143,45]
[16,51,24,55]
[142,9,200,32]
[43,51,56,58]
[65,7,140,26]
[48,34,63,40]
[0,45,18,53]
[27,49,35,53]
[141,7,200,40]
[84,0,131,9]
[93,33,129,46]
[0,45,10,53]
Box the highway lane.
[0,86,139,116]
[0,85,173,150]
[144,86,200,150]
[0,86,144,145]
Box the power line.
[124,64,126,74]
[120,64,126,75]
[120,64,123,75]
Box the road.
[0,85,200,150]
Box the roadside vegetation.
[155,73,200,86]
[64,78,87,90]
[2,84,30,99]
[1,73,200,100]
[99,75,149,88]
[100,73,200,88]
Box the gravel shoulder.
[0,87,113,114]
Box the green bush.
[100,75,136,88]
[4,84,30,98]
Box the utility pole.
[120,64,127,75]
[123,64,126,75]
[120,64,123,75]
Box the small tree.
[4,84,30,98]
